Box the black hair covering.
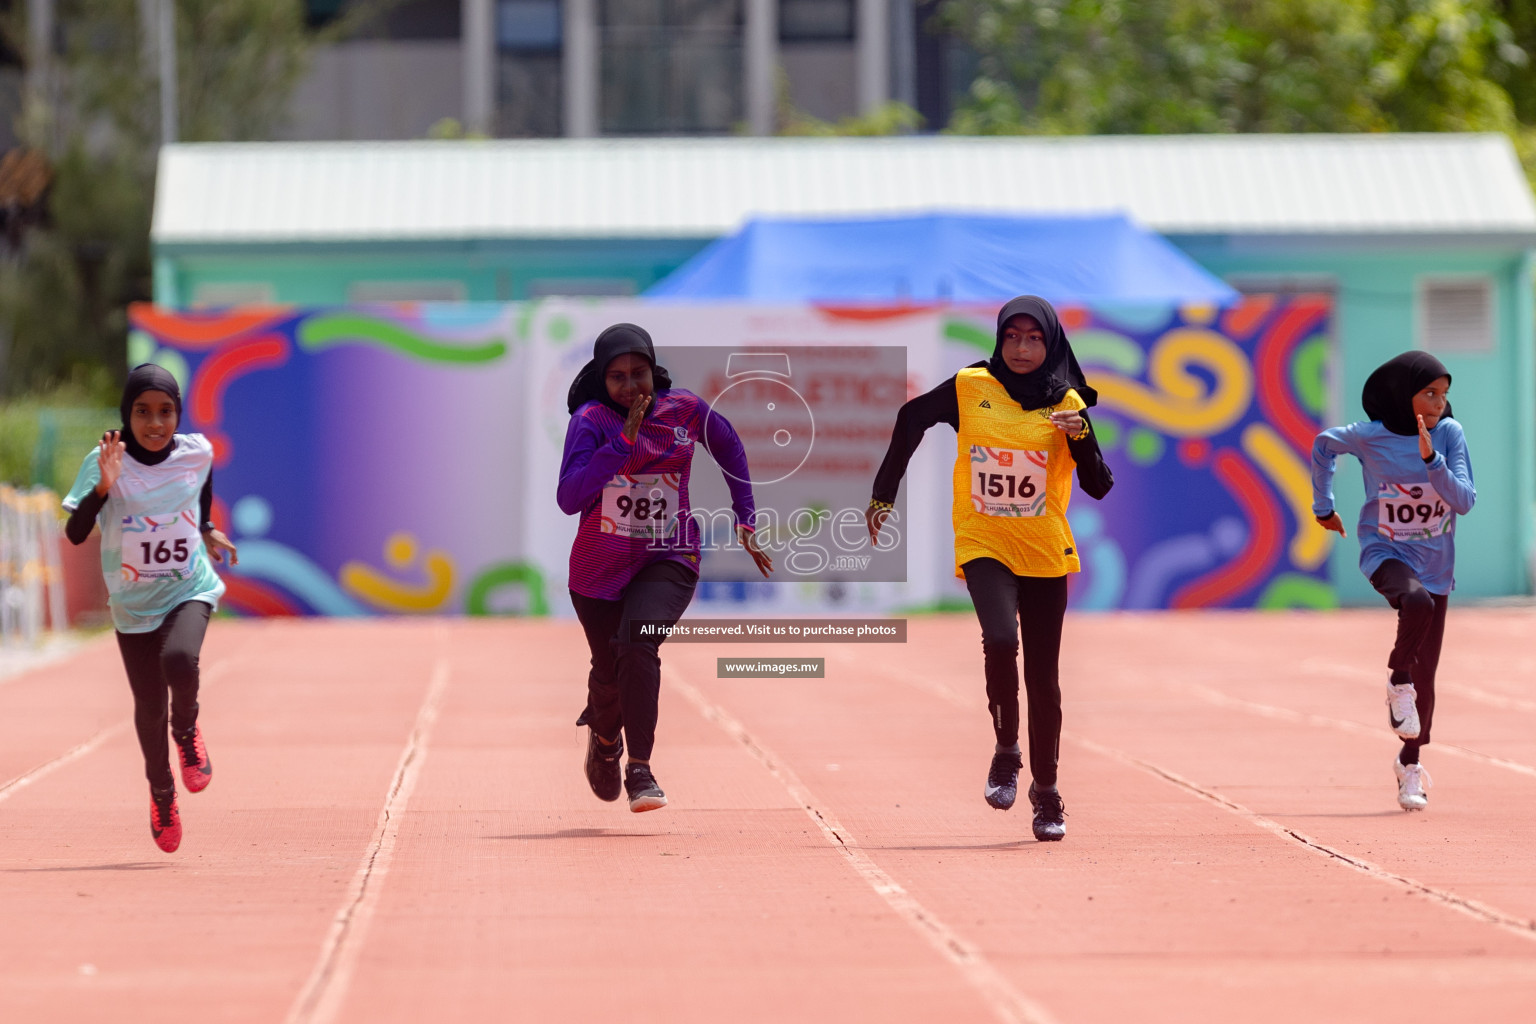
[979,295,1097,411]
[119,363,182,465]
[566,323,674,415]
[1362,351,1453,436]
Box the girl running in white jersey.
[63,365,237,852]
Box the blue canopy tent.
[646,212,1238,304]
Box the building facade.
[291,0,966,139]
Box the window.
[1419,279,1494,355]
[500,0,562,51]
[1224,273,1337,297]
[600,0,743,134]
[526,278,638,298]
[348,280,467,303]
[191,282,276,308]
[779,0,853,41]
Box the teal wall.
[154,232,1536,603]
[1172,236,1535,603]
[152,238,712,306]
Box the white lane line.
[0,722,131,805]
[670,669,1058,1024]
[864,657,1536,944]
[1299,657,1536,716]
[1177,680,1536,781]
[286,652,451,1024]
[0,660,234,805]
[1069,733,1536,943]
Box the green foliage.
[0,1,389,398]
[0,376,117,489]
[780,100,927,136]
[944,0,1524,137]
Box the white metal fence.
[0,486,67,647]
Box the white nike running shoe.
[1394,758,1431,811]
[1386,682,1421,739]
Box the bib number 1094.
[1376,482,1452,542]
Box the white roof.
[153,133,1536,244]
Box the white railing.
[0,485,67,647]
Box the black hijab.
[1361,351,1453,436]
[566,323,674,415]
[979,296,1097,411]
[119,363,182,466]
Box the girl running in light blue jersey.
[63,365,238,852]
[1311,351,1475,811]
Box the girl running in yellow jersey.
[868,295,1113,841]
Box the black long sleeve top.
[870,376,1114,505]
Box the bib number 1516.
[969,446,1049,517]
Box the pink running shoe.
[174,727,213,793]
[150,788,182,853]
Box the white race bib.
[601,474,681,539]
[1376,482,1452,542]
[969,446,1050,517]
[120,508,201,583]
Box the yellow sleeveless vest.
[951,368,1084,578]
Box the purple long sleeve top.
[558,388,757,600]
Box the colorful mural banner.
[127,295,1334,617]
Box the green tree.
[0,1,388,396]
[944,0,1523,137]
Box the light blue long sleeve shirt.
[1310,418,1475,594]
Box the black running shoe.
[624,763,667,813]
[984,749,1023,810]
[584,730,624,802]
[1028,782,1066,842]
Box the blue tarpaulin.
[646,212,1238,304]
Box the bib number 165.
[139,538,190,565]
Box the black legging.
[570,559,698,762]
[1370,558,1448,764]
[115,600,212,792]
[963,558,1068,787]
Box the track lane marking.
[286,648,451,1024]
[0,662,233,806]
[863,656,1536,944]
[670,666,1059,1024]
[1068,734,1536,942]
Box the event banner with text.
[128,296,1332,617]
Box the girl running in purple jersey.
[559,324,773,811]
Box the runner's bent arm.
[699,401,758,529]
[64,489,107,545]
[870,377,960,504]
[1310,424,1361,519]
[557,412,634,515]
[1065,415,1114,499]
[1427,421,1476,515]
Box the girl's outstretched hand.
[94,431,126,496]
[204,528,239,566]
[738,525,773,577]
[1417,414,1434,460]
[1316,511,1347,538]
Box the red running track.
[2,610,1535,1023]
